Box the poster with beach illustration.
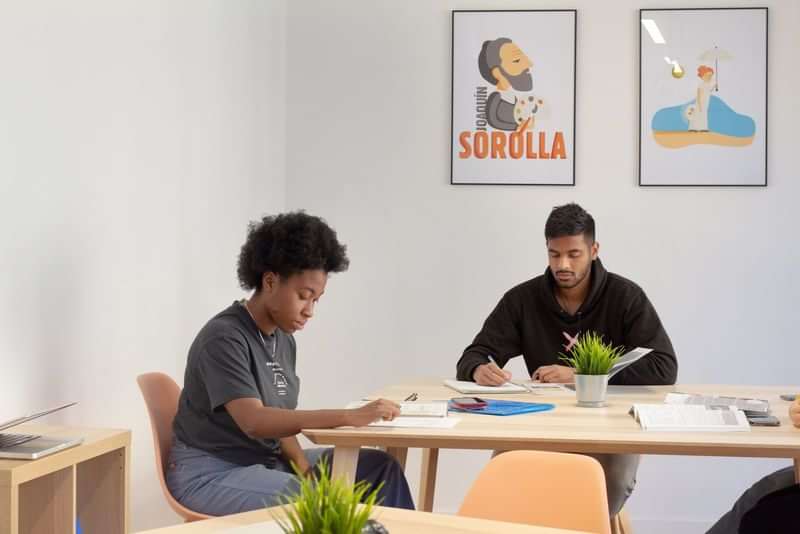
[639,8,767,186]
[451,10,576,185]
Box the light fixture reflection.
[642,19,666,44]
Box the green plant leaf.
[271,455,380,534]
[559,331,624,375]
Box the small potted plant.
[560,331,624,407]
[274,456,387,534]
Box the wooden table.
[136,504,592,533]
[0,424,131,534]
[303,381,800,511]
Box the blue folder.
[448,399,555,416]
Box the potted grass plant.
[559,331,625,407]
[274,456,387,534]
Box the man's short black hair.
[544,203,595,243]
[237,211,349,291]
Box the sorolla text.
[458,130,567,160]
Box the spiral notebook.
[448,399,555,416]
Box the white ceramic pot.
[575,374,609,407]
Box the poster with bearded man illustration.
[451,10,576,185]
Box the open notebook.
[345,401,459,429]
[443,379,528,394]
[347,401,448,417]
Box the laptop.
[0,402,83,460]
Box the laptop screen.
[0,402,77,432]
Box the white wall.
[285,1,799,532]
[0,1,286,530]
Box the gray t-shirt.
[173,301,299,468]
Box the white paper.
[443,379,528,394]
[367,417,461,429]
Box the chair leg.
[611,508,633,534]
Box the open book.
[630,403,750,432]
[664,392,770,416]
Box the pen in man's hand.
[487,355,516,386]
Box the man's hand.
[790,398,800,428]
[345,399,400,427]
[473,362,512,386]
[532,365,575,383]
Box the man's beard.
[554,267,589,289]
[500,67,533,92]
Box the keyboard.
[0,433,40,449]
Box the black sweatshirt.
[456,259,678,385]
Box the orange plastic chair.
[458,450,612,534]
[137,372,213,523]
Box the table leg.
[385,447,408,470]
[418,448,439,512]
[331,446,360,485]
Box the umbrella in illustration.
[698,45,733,91]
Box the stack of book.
[630,392,770,432]
[663,392,769,415]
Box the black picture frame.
[638,7,768,187]
[450,9,577,186]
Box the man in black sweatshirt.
[456,203,677,516]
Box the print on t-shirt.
[266,360,289,396]
[562,330,580,353]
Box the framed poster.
[451,10,576,185]
[639,8,768,186]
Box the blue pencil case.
[448,399,555,416]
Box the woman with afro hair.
[167,212,414,515]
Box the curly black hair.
[544,203,595,243]
[237,212,349,291]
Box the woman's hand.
[345,399,401,427]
